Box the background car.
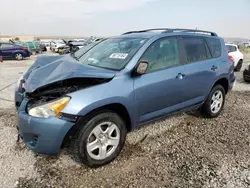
[50,40,66,52]
[40,42,50,51]
[38,42,47,51]
[244,42,250,48]
[0,42,31,60]
[243,65,250,82]
[21,41,40,55]
[226,43,244,71]
[58,45,70,54]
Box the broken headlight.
[15,76,24,91]
[28,97,70,118]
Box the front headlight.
[16,76,24,91]
[28,97,70,118]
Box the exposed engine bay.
[25,77,111,109]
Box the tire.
[70,111,127,167]
[15,53,23,60]
[202,85,225,118]
[234,60,243,72]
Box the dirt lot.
[0,52,250,188]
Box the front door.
[134,37,186,123]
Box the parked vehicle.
[15,28,235,167]
[226,43,244,72]
[243,65,250,82]
[0,51,3,62]
[58,45,70,54]
[21,42,40,54]
[68,41,85,53]
[38,42,47,52]
[0,42,31,60]
[244,42,250,48]
[41,42,51,51]
[50,40,66,52]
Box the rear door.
[180,37,220,107]
[0,43,15,58]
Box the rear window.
[206,38,222,58]
[226,45,237,52]
[183,38,211,63]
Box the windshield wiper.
[87,63,118,71]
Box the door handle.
[211,65,218,71]
[176,73,185,79]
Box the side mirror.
[135,61,148,75]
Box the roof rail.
[122,28,218,37]
[163,28,218,36]
[122,28,171,35]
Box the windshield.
[74,41,100,59]
[78,37,147,70]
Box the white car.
[50,40,66,53]
[226,43,244,71]
[244,42,250,48]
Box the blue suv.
[15,28,235,167]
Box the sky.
[0,0,250,38]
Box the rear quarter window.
[206,38,222,58]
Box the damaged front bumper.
[16,97,74,155]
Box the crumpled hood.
[24,55,116,93]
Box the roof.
[225,43,237,47]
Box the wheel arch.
[61,102,133,148]
[212,77,229,94]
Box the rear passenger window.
[206,38,221,58]
[183,38,211,63]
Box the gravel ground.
[0,52,250,188]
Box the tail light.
[22,47,28,51]
[228,55,234,63]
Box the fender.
[76,97,137,129]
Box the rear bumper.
[23,51,31,57]
[228,71,236,91]
[16,98,74,155]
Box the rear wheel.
[15,53,23,60]
[202,85,225,118]
[71,111,127,167]
[234,60,243,72]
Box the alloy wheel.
[210,90,223,114]
[86,122,120,160]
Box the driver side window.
[141,38,180,73]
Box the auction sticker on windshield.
[109,53,128,59]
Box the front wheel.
[71,112,127,167]
[202,85,225,118]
